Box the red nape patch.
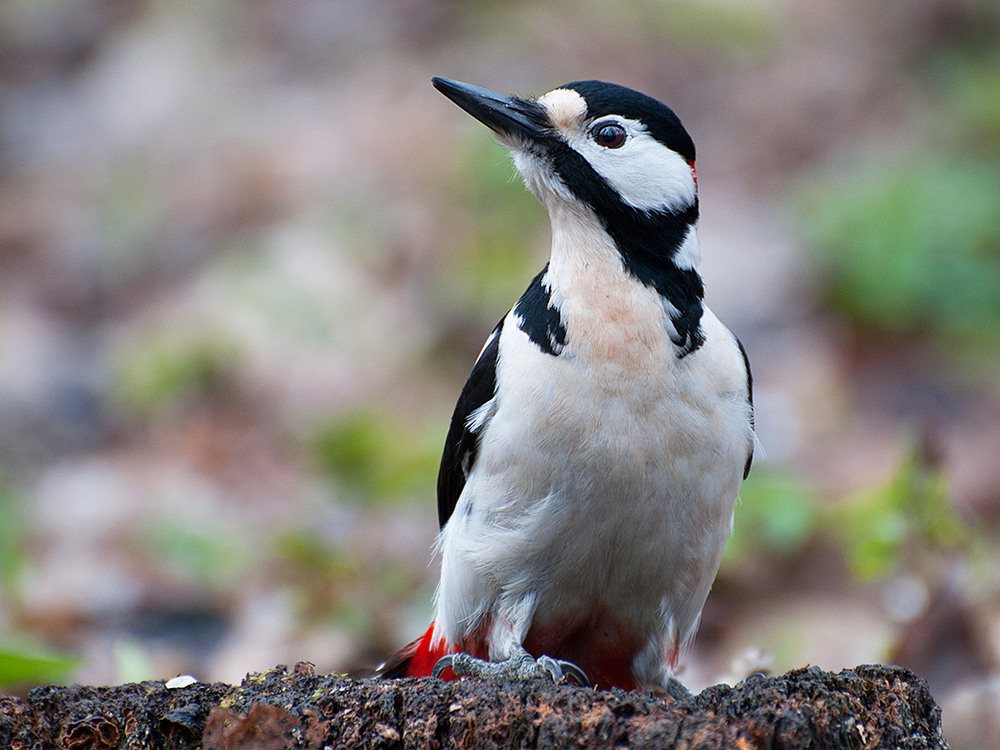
[523,610,645,691]
[687,159,698,189]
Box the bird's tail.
[376,623,454,678]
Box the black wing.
[436,317,503,528]
[735,334,754,479]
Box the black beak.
[432,77,550,144]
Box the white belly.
[434,287,752,678]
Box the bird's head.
[431,77,697,221]
[433,77,706,354]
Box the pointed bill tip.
[431,77,549,145]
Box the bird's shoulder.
[437,266,572,527]
[436,319,503,528]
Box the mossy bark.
[0,663,948,749]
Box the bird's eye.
[593,123,627,149]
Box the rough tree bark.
[0,663,947,749]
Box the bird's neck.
[547,201,705,356]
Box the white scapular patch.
[673,225,702,270]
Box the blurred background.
[1,0,998,745]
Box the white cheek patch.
[512,94,696,217]
[567,123,697,214]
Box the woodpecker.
[378,77,754,693]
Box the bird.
[377,77,754,693]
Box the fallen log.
[0,662,947,749]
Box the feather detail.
[377,621,492,679]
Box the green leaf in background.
[144,522,252,591]
[625,0,776,59]
[941,59,1000,149]
[273,529,357,583]
[723,468,820,565]
[113,332,241,418]
[437,138,547,318]
[0,643,79,689]
[112,639,155,686]
[308,407,441,505]
[827,432,975,581]
[800,158,1000,354]
[0,481,29,591]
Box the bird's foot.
[432,646,589,686]
[660,674,692,700]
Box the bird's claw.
[537,655,590,686]
[430,654,457,679]
[432,649,590,686]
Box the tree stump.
[0,663,947,749]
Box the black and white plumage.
[382,77,754,692]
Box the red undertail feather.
[379,621,493,679]
[377,624,447,678]
[522,610,644,691]
[379,610,674,691]
[379,623,484,679]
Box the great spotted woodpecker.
[378,78,754,693]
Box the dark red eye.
[593,123,627,149]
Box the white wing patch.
[466,397,497,434]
